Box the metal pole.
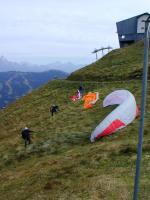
[133,16,150,200]
[96,52,98,60]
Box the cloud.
[0,0,150,64]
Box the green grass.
[0,79,150,200]
[68,41,150,81]
[0,40,150,200]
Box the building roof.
[117,12,150,24]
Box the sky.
[0,0,150,70]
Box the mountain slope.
[0,80,149,200]
[0,70,68,108]
[68,41,150,81]
[0,40,150,200]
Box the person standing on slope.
[21,127,34,148]
[50,105,59,116]
[78,85,84,98]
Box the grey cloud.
[0,0,150,65]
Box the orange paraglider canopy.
[82,92,99,109]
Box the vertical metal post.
[133,16,150,200]
[96,52,98,60]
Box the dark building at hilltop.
[116,13,150,48]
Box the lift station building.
[116,13,150,47]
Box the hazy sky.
[0,0,150,65]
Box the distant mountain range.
[0,56,79,73]
[0,70,68,108]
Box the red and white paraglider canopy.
[90,90,138,142]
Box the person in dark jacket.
[50,105,59,116]
[78,85,84,97]
[21,127,34,148]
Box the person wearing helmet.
[21,127,34,148]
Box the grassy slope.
[68,41,150,81]
[0,79,150,200]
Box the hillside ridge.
[0,41,150,199]
[68,41,150,81]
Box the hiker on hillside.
[50,105,59,116]
[21,127,34,148]
[78,85,84,97]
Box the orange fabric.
[82,92,98,109]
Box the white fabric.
[90,90,137,142]
[103,90,130,107]
[77,90,81,99]
[91,92,99,104]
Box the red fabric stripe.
[136,106,140,118]
[96,119,126,139]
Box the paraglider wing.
[70,90,81,101]
[82,92,99,109]
[90,90,138,142]
[91,92,99,104]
